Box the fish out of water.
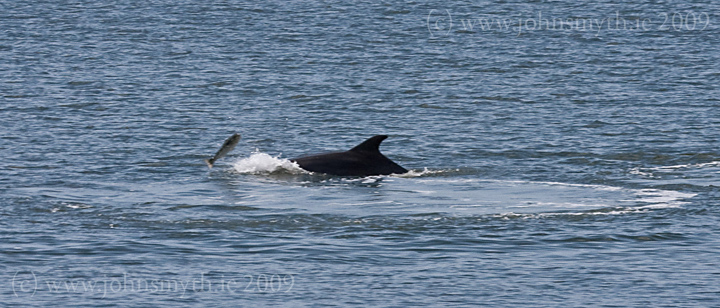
[205,133,241,168]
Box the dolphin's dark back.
[291,135,408,176]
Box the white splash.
[232,152,306,174]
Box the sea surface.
[2,0,720,307]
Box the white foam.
[396,168,458,178]
[633,189,696,207]
[628,167,656,177]
[232,152,306,174]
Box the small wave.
[657,161,720,170]
[631,161,720,174]
[232,152,306,174]
[629,161,720,187]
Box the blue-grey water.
[2,0,719,306]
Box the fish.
[205,133,241,168]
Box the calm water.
[2,0,720,306]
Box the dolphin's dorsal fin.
[349,135,388,153]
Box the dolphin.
[205,133,241,168]
[291,135,408,176]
